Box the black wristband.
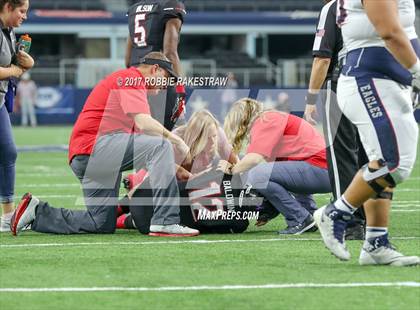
[305,92,319,105]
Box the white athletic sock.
[366,226,388,240]
[334,196,357,214]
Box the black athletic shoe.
[278,215,316,235]
[345,222,365,240]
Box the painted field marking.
[14,184,80,188]
[1,236,418,249]
[16,173,74,177]
[0,282,419,293]
[392,210,420,212]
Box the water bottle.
[17,34,31,53]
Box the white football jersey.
[338,0,417,52]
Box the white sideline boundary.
[1,236,419,249]
[0,282,419,293]
[392,210,420,212]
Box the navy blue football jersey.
[128,170,261,234]
[127,0,186,66]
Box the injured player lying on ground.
[117,168,330,235]
[116,169,271,234]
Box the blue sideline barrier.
[10,86,420,125]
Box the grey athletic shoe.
[278,214,317,235]
[314,204,354,261]
[359,234,420,266]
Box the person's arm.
[227,152,239,165]
[134,113,189,155]
[304,1,337,125]
[163,18,183,76]
[0,64,24,79]
[304,57,331,124]
[218,153,265,175]
[125,37,133,68]
[308,57,331,93]
[231,153,265,174]
[175,164,193,181]
[364,0,418,70]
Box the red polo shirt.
[247,111,328,169]
[68,67,150,162]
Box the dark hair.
[0,0,26,10]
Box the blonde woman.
[124,109,238,192]
[173,109,238,174]
[220,98,331,234]
[117,109,238,230]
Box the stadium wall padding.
[10,86,420,125]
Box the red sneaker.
[11,193,39,236]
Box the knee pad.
[361,161,396,195]
[374,191,393,200]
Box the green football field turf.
[0,126,419,310]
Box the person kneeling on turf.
[220,98,332,235]
[11,52,199,237]
[116,109,244,233]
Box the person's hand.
[303,104,318,125]
[412,91,419,109]
[16,50,34,69]
[10,64,24,78]
[255,219,269,227]
[217,159,233,174]
[409,59,420,109]
[255,201,280,226]
[176,165,193,181]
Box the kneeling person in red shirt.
[221,98,332,234]
[11,52,199,237]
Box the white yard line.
[14,184,80,188]
[16,173,74,177]
[0,282,419,293]
[391,210,420,212]
[1,237,418,249]
[13,195,78,199]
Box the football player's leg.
[339,77,417,207]
[316,76,419,263]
